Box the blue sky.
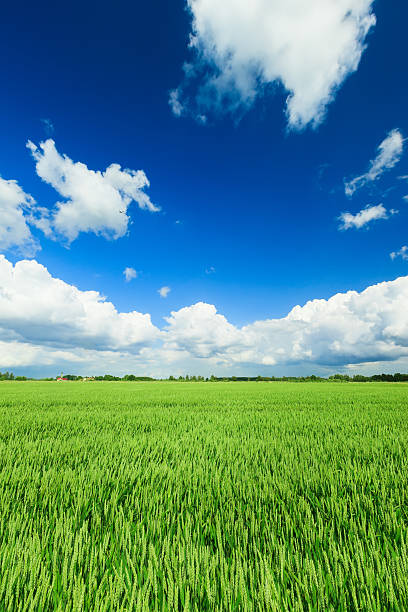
[1,0,408,377]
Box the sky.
[1,0,408,378]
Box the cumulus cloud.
[345,129,405,196]
[338,203,394,230]
[123,267,138,282]
[0,256,159,352]
[158,286,171,298]
[390,246,408,262]
[0,177,40,256]
[164,277,408,367]
[165,302,240,357]
[27,139,160,243]
[1,257,408,373]
[171,0,376,129]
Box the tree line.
[1,371,408,382]
[168,373,408,382]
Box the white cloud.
[205,266,215,274]
[123,267,138,282]
[172,0,376,129]
[390,246,408,262]
[1,257,408,374]
[158,286,171,298]
[0,340,90,369]
[0,256,159,352]
[27,139,160,243]
[164,277,408,367]
[338,203,393,230]
[0,177,40,256]
[345,129,405,196]
[164,302,241,357]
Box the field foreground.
[0,381,407,610]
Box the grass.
[0,381,407,610]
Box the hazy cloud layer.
[345,129,405,196]
[171,0,376,129]
[1,256,408,373]
[27,139,160,243]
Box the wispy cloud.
[345,130,404,197]
[123,267,138,282]
[40,118,54,136]
[390,246,408,261]
[169,90,183,117]
[158,286,171,298]
[338,204,394,230]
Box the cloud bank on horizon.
[170,0,376,129]
[1,255,408,374]
[0,256,159,354]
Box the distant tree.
[329,374,350,381]
[0,371,14,380]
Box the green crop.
[0,381,407,610]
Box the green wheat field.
[0,381,407,610]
